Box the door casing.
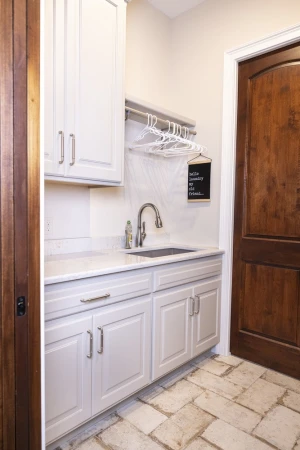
[218,23,300,356]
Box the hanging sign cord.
[187,153,212,164]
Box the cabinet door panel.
[44,0,65,176]
[193,280,221,357]
[152,288,192,380]
[66,0,125,182]
[92,297,151,416]
[45,316,92,444]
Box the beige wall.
[126,0,172,107]
[168,0,300,245]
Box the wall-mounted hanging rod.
[125,106,197,136]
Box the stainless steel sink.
[128,247,198,258]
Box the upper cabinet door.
[44,0,66,176]
[65,0,126,183]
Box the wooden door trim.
[219,23,300,356]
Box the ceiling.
[147,0,206,19]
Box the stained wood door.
[0,0,41,448]
[231,42,300,378]
[92,298,151,416]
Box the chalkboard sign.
[188,160,211,202]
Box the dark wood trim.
[0,0,41,447]
[0,0,16,447]
[27,0,41,448]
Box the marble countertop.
[44,243,224,285]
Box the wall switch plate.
[45,217,53,237]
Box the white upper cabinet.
[44,0,127,185]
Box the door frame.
[218,22,300,356]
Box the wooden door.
[43,0,66,177]
[231,43,300,378]
[65,0,126,183]
[92,298,151,416]
[0,0,41,448]
[152,287,192,380]
[192,280,221,358]
[45,316,93,444]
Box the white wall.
[44,183,91,254]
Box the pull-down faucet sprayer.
[136,203,163,247]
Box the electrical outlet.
[45,217,53,237]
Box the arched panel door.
[231,43,300,378]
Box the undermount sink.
[128,247,198,258]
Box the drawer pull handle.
[80,293,110,303]
[194,295,200,314]
[98,327,104,354]
[87,330,93,359]
[189,297,195,316]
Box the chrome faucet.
[136,203,163,247]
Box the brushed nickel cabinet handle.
[80,293,110,303]
[87,330,93,359]
[70,133,75,166]
[58,131,64,164]
[194,295,200,315]
[97,327,104,354]
[189,297,195,316]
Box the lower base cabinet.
[92,299,151,415]
[152,279,221,380]
[45,297,151,444]
[45,316,93,444]
[45,265,222,446]
[192,279,221,356]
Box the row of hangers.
[129,114,207,158]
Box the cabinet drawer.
[45,272,152,318]
[154,257,222,292]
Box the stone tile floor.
[58,354,300,450]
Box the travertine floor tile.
[100,420,164,450]
[159,364,195,389]
[236,378,285,415]
[67,414,119,449]
[194,390,261,433]
[187,369,244,400]
[197,359,231,376]
[214,355,243,367]
[118,400,167,435]
[184,437,216,449]
[152,403,215,450]
[262,370,300,394]
[149,379,203,415]
[294,440,300,450]
[282,390,300,413]
[254,405,300,450]
[138,385,164,403]
[224,361,266,388]
[76,438,106,450]
[202,419,273,450]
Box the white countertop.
[44,244,224,285]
